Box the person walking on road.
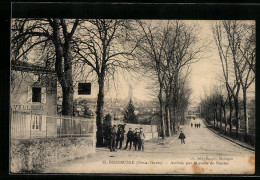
[179,131,186,144]
[198,123,201,128]
[124,128,134,150]
[191,123,193,128]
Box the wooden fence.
[11,110,95,139]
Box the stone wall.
[10,137,95,173]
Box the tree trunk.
[164,88,171,137]
[158,86,166,139]
[96,73,105,146]
[52,19,75,117]
[62,39,74,115]
[62,87,74,115]
[168,80,173,135]
[166,106,171,137]
[172,106,177,134]
[219,103,222,132]
[169,107,173,134]
[53,31,74,136]
[213,110,216,128]
[172,73,178,134]
[60,87,73,137]
[234,96,239,138]
[242,89,248,142]
[223,104,227,134]
[164,105,169,137]
[228,97,233,135]
[182,111,185,125]
[216,108,218,129]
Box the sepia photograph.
[10,17,255,174]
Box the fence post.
[30,113,32,139]
[60,115,62,138]
[80,120,81,136]
[10,110,12,138]
[46,116,48,138]
[150,119,153,139]
[93,118,96,151]
[71,115,73,137]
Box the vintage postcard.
[10,4,255,174]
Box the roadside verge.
[203,119,255,152]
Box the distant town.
[71,95,160,125]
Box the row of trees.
[11,19,201,145]
[11,19,135,146]
[200,20,255,143]
[134,21,202,138]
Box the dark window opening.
[32,87,41,103]
[78,83,91,95]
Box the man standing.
[110,125,117,152]
[138,127,145,151]
[133,128,139,150]
[178,131,186,144]
[116,125,125,149]
[191,123,193,128]
[124,128,134,150]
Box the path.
[43,118,254,174]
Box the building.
[11,61,58,138]
[187,106,200,118]
[10,61,96,173]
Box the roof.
[11,60,56,74]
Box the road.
[43,118,254,174]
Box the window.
[32,115,42,130]
[32,87,41,103]
[78,83,91,95]
[31,115,45,131]
[32,117,39,129]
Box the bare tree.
[73,19,136,146]
[223,20,255,141]
[200,86,221,129]
[135,20,168,138]
[212,20,255,141]
[162,21,203,134]
[12,18,80,116]
[212,21,240,135]
[135,20,203,137]
[238,23,256,75]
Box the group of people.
[190,122,201,128]
[107,124,145,152]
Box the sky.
[75,20,221,103]
[73,20,255,104]
[188,20,221,104]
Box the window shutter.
[27,87,32,103]
[42,87,46,103]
